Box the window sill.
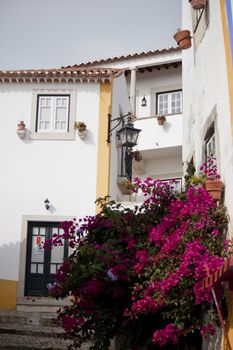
[30,131,75,140]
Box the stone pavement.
[0,331,92,349]
[0,309,92,349]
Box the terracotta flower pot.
[189,0,206,10]
[173,30,191,50]
[17,121,25,130]
[17,121,26,139]
[204,180,223,201]
[157,115,166,126]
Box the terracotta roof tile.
[0,67,122,83]
[63,47,181,68]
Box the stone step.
[16,297,70,313]
[0,310,58,327]
[0,319,92,349]
[0,324,64,337]
[0,333,91,349]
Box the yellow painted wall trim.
[96,81,112,213]
[220,0,233,136]
[0,279,17,310]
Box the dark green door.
[25,221,68,296]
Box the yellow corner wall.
[220,2,233,347]
[220,0,233,137]
[96,81,112,213]
[0,279,17,310]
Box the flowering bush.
[45,178,229,349]
[200,156,220,180]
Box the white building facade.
[181,2,233,347]
[79,48,183,201]
[0,67,130,309]
[182,0,233,232]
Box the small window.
[36,95,70,133]
[205,123,215,159]
[160,178,182,192]
[156,90,182,115]
[30,89,76,140]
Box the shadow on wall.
[0,241,20,280]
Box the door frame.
[17,215,74,300]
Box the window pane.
[157,91,182,115]
[31,263,37,273]
[32,227,39,235]
[50,264,57,274]
[31,235,44,263]
[38,96,52,131]
[54,97,69,131]
[37,95,70,133]
[51,242,64,263]
[37,264,44,274]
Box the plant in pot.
[156,115,166,126]
[189,0,206,10]
[173,29,192,49]
[74,121,87,139]
[132,150,143,162]
[17,121,26,138]
[200,156,223,201]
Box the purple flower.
[107,269,118,281]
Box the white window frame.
[156,90,182,116]
[37,95,70,133]
[30,89,76,140]
[160,178,182,192]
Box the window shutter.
[37,97,52,131]
[54,96,69,132]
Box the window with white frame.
[161,178,182,192]
[205,123,215,159]
[30,90,76,140]
[36,95,70,132]
[156,90,182,115]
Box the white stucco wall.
[0,82,100,280]
[109,74,132,201]
[127,66,182,119]
[109,64,183,202]
[182,1,233,232]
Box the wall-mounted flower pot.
[173,30,192,50]
[74,121,87,140]
[17,121,26,139]
[132,150,143,162]
[117,177,132,195]
[189,0,206,10]
[204,180,223,201]
[157,115,166,126]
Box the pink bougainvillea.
[44,178,229,349]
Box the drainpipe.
[130,67,137,116]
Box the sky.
[0,0,181,70]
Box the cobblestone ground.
[0,333,92,350]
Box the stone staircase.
[0,298,92,349]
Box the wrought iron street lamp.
[107,112,141,147]
[107,112,141,181]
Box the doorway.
[25,221,68,296]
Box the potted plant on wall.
[17,120,26,139]
[173,29,192,50]
[74,121,87,139]
[189,0,206,10]
[156,115,166,126]
[200,156,223,201]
